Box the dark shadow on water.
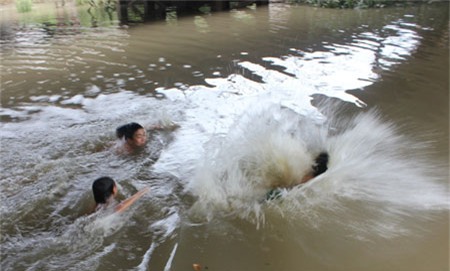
[116,0,269,25]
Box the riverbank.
[292,0,432,8]
[2,0,435,10]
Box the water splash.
[136,208,180,270]
[187,103,448,238]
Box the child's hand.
[149,124,163,130]
[155,119,180,130]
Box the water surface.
[0,2,448,271]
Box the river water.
[0,1,449,271]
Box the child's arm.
[148,120,179,131]
[115,187,150,213]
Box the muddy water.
[0,2,448,271]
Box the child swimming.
[298,152,329,184]
[92,176,149,213]
[265,152,329,201]
[116,122,148,152]
[115,121,179,154]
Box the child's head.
[116,122,147,147]
[92,177,117,204]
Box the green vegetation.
[292,0,392,8]
[16,0,33,13]
[75,0,89,6]
[75,0,115,8]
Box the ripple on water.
[1,4,448,270]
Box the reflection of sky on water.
[379,20,422,69]
[249,18,422,105]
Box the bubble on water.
[49,95,61,102]
[30,95,49,102]
[86,85,101,95]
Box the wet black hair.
[92,177,116,204]
[116,122,143,140]
[312,152,329,177]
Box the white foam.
[163,243,178,271]
[61,94,85,105]
[186,104,449,237]
[136,242,158,271]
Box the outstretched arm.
[148,120,179,131]
[115,187,150,213]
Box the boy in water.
[265,152,329,200]
[92,177,149,213]
[298,152,329,184]
[116,122,148,152]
